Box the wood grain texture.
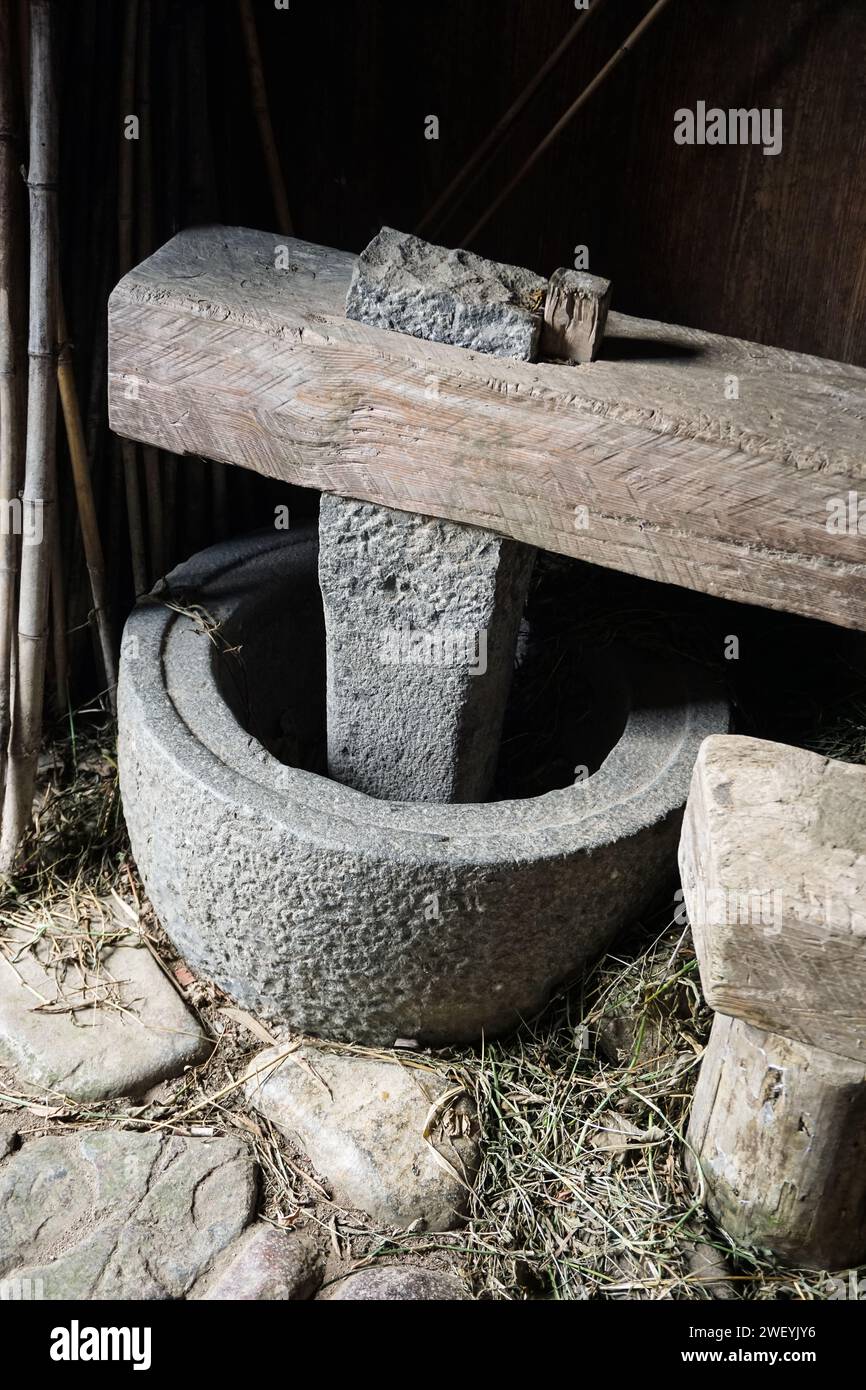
[108,227,866,628]
[680,735,866,1063]
[688,1013,866,1269]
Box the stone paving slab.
[0,905,211,1100]
[189,1223,323,1300]
[0,1131,257,1300]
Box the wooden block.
[679,734,866,1063]
[542,267,611,363]
[108,227,866,630]
[688,1013,866,1269]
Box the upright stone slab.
[325,228,541,802]
[320,496,535,801]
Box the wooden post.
[681,735,866,1268]
[687,1013,866,1270]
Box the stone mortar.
[118,528,728,1045]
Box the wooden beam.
[108,226,866,629]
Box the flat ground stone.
[319,495,535,802]
[244,1045,479,1231]
[0,1131,257,1299]
[190,1223,323,1300]
[346,226,546,359]
[318,1265,469,1300]
[0,903,211,1100]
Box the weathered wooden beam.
[108,227,866,630]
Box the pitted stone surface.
[0,1131,257,1299]
[346,226,546,359]
[319,495,535,801]
[118,530,728,1045]
[244,1045,478,1230]
[0,906,211,1101]
[318,1265,469,1300]
[190,1223,323,1300]
[335,227,541,802]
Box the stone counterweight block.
[346,225,546,360]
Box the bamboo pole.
[0,0,59,870]
[56,294,117,711]
[237,0,292,235]
[49,522,66,711]
[462,0,677,247]
[118,0,147,596]
[0,1,24,802]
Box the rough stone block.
[0,1132,257,1299]
[244,1044,479,1231]
[319,494,535,801]
[346,225,546,359]
[541,267,612,363]
[0,904,211,1101]
[679,734,866,1063]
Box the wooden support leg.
[687,1012,866,1269]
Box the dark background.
[60,0,866,368]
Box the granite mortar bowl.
[118,526,728,1044]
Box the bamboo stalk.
[237,0,292,235]
[49,523,67,712]
[0,0,59,870]
[462,0,676,247]
[118,0,147,595]
[0,1,24,803]
[56,295,118,711]
[415,0,607,238]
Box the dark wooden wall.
[202,0,865,365]
[42,0,866,696]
